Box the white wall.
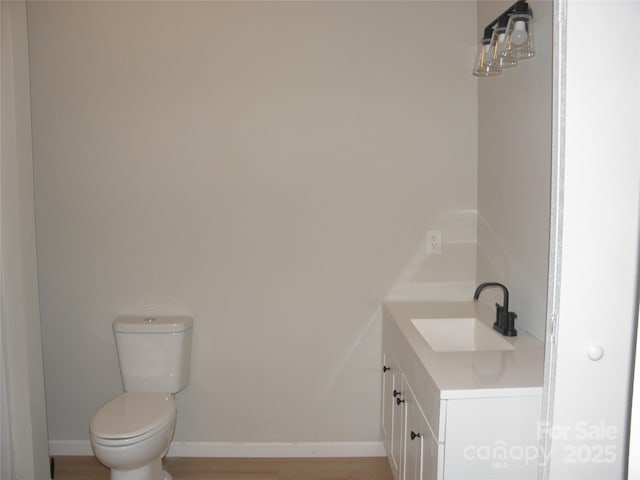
[385,208,478,302]
[27,2,478,447]
[476,0,552,340]
[0,1,50,477]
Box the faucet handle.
[505,311,518,337]
[493,303,504,330]
[494,309,518,337]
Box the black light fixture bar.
[481,0,530,40]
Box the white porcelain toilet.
[89,316,193,480]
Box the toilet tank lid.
[113,316,193,333]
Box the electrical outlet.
[427,230,442,254]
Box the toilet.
[89,316,193,480]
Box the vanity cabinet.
[382,303,543,480]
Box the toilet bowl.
[90,392,176,480]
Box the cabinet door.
[382,353,392,443]
[404,383,422,480]
[383,353,405,480]
[404,382,441,480]
[420,421,442,480]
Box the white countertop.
[383,300,545,399]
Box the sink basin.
[410,317,515,352]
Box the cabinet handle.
[410,431,421,440]
[383,366,391,373]
[393,389,401,397]
[396,397,405,405]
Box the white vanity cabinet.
[381,301,544,480]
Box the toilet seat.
[90,392,176,446]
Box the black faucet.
[473,282,517,337]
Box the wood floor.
[53,456,394,480]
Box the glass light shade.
[493,27,518,69]
[472,38,501,77]
[506,12,535,59]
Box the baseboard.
[49,440,386,458]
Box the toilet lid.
[90,392,175,440]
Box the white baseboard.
[49,440,386,458]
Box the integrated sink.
[410,317,515,352]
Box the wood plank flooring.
[53,456,394,480]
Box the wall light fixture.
[473,0,535,77]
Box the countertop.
[383,300,545,399]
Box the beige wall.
[27,1,478,444]
[476,0,552,340]
[1,1,50,477]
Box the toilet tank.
[113,316,193,393]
